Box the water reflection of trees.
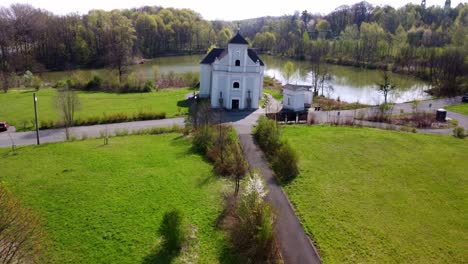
[263,56,429,89]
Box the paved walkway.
[0,118,184,147]
[225,109,321,264]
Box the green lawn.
[260,88,283,107]
[446,103,468,115]
[0,134,232,263]
[264,88,283,101]
[282,126,467,263]
[0,88,192,131]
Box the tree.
[56,84,80,140]
[32,76,42,91]
[107,10,136,85]
[282,61,295,84]
[377,71,397,104]
[0,184,43,264]
[316,19,331,39]
[222,173,278,262]
[217,27,233,46]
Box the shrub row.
[192,125,247,177]
[39,111,166,129]
[221,174,278,263]
[254,116,299,182]
[55,70,199,93]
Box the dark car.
[0,122,9,132]
[462,93,468,103]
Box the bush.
[134,111,166,121]
[272,141,299,182]
[453,126,465,139]
[39,120,55,129]
[253,116,281,156]
[131,125,182,136]
[221,174,278,263]
[192,125,215,154]
[86,76,102,90]
[143,80,155,92]
[0,184,43,263]
[254,116,299,181]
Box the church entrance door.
[232,99,239,110]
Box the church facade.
[199,33,265,110]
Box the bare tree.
[56,85,79,140]
[0,184,43,264]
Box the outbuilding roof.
[283,84,312,92]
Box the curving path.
[226,109,322,264]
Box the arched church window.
[235,60,240,66]
[233,82,240,88]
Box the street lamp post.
[33,93,40,145]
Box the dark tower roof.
[228,32,249,45]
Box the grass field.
[0,134,233,263]
[264,88,283,101]
[0,88,192,131]
[446,103,468,115]
[282,126,467,263]
[260,88,283,107]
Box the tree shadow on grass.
[177,99,189,108]
[142,210,184,264]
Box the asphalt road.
[0,118,185,147]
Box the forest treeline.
[0,1,467,95]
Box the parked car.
[0,122,9,132]
[462,93,468,103]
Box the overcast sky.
[0,0,465,20]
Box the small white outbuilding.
[282,84,313,112]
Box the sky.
[0,0,465,20]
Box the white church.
[199,32,265,110]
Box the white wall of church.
[199,64,211,97]
[201,36,264,110]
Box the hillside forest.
[0,1,467,95]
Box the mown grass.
[260,88,283,108]
[446,103,468,115]
[281,125,467,263]
[0,88,192,131]
[264,88,283,101]
[0,134,233,263]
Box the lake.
[43,55,431,104]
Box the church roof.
[248,49,264,66]
[200,48,265,66]
[200,48,225,64]
[228,32,249,45]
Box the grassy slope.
[0,134,232,263]
[282,126,467,263]
[264,88,283,101]
[446,103,468,115]
[0,88,191,131]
